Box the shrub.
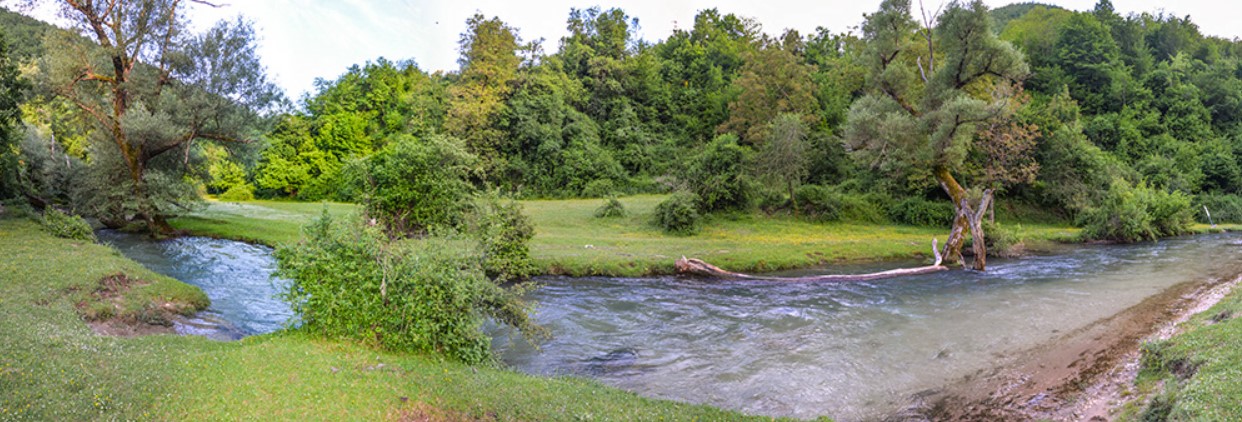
[1079,179,1193,242]
[345,134,477,236]
[594,196,627,218]
[794,185,841,222]
[981,220,1023,257]
[218,183,256,201]
[653,191,701,235]
[40,208,96,241]
[687,134,754,212]
[581,179,617,198]
[889,197,956,227]
[1195,193,1242,224]
[468,193,537,282]
[275,211,543,365]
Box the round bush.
[653,191,702,235]
[794,184,842,222]
[594,196,627,218]
[40,208,96,242]
[218,183,256,201]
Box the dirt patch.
[76,273,184,337]
[914,269,1242,421]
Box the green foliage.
[687,134,754,212]
[793,185,841,222]
[468,193,537,282]
[39,208,95,241]
[1079,179,1193,242]
[581,179,617,198]
[593,196,627,218]
[889,197,956,227]
[345,134,477,235]
[218,183,256,201]
[1195,193,1242,224]
[275,211,541,364]
[0,31,28,203]
[652,191,702,235]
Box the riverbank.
[170,196,1088,277]
[0,216,781,420]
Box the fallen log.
[675,239,949,282]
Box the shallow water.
[494,233,1242,420]
[97,230,292,340]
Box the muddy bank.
[914,266,1242,421]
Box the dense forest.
[4,0,1242,247]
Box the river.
[98,230,1242,420]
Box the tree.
[844,0,1028,270]
[446,14,522,183]
[754,113,810,212]
[719,40,817,144]
[0,32,30,202]
[28,0,280,233]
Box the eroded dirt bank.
[906,266,1242,421]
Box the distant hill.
[0,6,55,60]
[990,2,1066,34]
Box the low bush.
[275,211,543,365]
[687,134,754,212]
[653,191,701,235]
[1195,193,1242,224]
[794,185,841,222]
[581,179,617,198]
[469,193,537,283]
[345,134,477,236]
[594,196,627,218]
[1079,179,1193,242]
[218,183,256,201]
[40,208,95,241]
[889,197,956,227]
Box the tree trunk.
[676,239,948,282]
[934,166,995,271]
[935,165,969,267]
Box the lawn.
[171,195,1082,277]
[0,216,778,421]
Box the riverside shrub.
[39,208,95,241]
[889,197,955,227]
[653,191,701,235]
[345,134,477,236]
[274,211,542,364]
[1080,179,1193,242]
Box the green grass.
[1127,279,1242,421]
[0,216,778,421]
[171,195,1081,277]
[170,200,357,247]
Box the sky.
[24,0,1242,99]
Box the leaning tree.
[844,0,1029,270]
[19,0,280,233]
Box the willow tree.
[25,0,279,233]
[844,0,1028,270]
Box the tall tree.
[446,13,522,182]
[844,0,1028,270]
[27,0,279,233]
[719,39,817,145]
[0,32,30,202]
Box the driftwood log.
[676,239,949,282]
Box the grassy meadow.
[0,216,777,421]
[172,195,1083,277]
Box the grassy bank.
[1125,276,1242,420]
[0,216,775,420]
[171,195,1082,277]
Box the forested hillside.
[4,0,1242,243]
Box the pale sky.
[23,1,1242,99]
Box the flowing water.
[495,233,1242,420]
[96,229,1242,419]
[97,230,293,340]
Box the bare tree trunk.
[935,166,969,267]
[965,190,994,271]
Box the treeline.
[5,0,1242,241]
